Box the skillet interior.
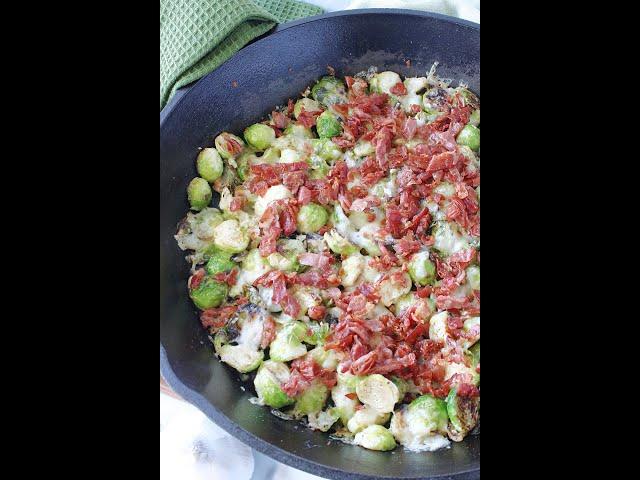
[160,9,479,479]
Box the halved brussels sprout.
[309,345,340,370]
[260,147,281,163]
[212,219,249,253]
[307,408,340,432]
[205,248,236,275]
[369,71,401,95]
[340,254,365,287]
[378,272,412,307]
[297,203,328,233]
[350,223,382,256]
[466,265,480,290]
[187,177,212,211]
[456,124,480,151]
[214,333,264,373]
[294,97,322,118]
[408,395,449,433]
[235,149,258,181]
[293,382,329,416]
[253,184,292,218]
[267,238,305,272]
[324,229,357,255]
[268,322,308,362]
[408,251,436,286]
[347,406,391,434]
[429,311,448,342]
[215,132,245,159]
[189,276,228,310]
[244,123,276,150]
[254,360,295,408]
[193,208,224,241]
[332,382,360,425]
[311,76,348,107]
[390,395,450,450]
[469,109,480,127]
[356,374,401,413]
[446,387,480,441]
[196,148,224,182]
[354,425,397,451]
[432,221,470,257]
[316,111,342,138]
[284,123,314,139]
[311,138,342,161]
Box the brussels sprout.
[244,123,276,150]
[356,374,401,414]
[214,333,264,373]
[193,208,224,241]
[369,71,402,95]
[324,229,357,255]
[253,184,293,218]
[305,322,330,346]
[297,203,328,233]
[422,87,449,113]
[462,317,480,350]
[353,141,375,157]
[235,150,258,181]
[408,395,449,434]
[311,138,343,161]
[190,276,228,310]
[212,219,249,253]
[429,311,448,342]
[293,382,329,416]
[456,87,480,110]
[408,251,436,286]
[469,342,480,367]
[284,123,314,139]
[340,254,365,287]
[378,272,412,307]
[187,177,212,211]
[391,377,409,400]
[294,97,323,118]
[215,132,245,159]
[205,249,235,275]
[466,266,480,290]
[350,224,382,257]
[393,292,417,317]
[446,387,480,441]
[268,322,308,362]
[306,155,330,180]
[307,409,340,432]
[316,111,342,138]
[260,147,280,163]
[254,360,295,408]
[241,248,270,280]
[354,425,397,451]
[456,124,480,151]
[196,148,224,183]
[347,406,391,434]
[309,346,340,370]
[469,109,480,127]
[311,76,348,107]
[432,221,470,257]
[332,382,360,425]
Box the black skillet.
[160,9,479,479]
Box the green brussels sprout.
[332,382,360,425]
[284,123,314,139]
[456,124,480,151]
[309,345,340,370]
[391,377,409,400]
[432,221,470,257]
[324,229,357,255]
[241,248,270,280]
[254,360,295,408]
[193,208,224,241]
[446,387,480,441]
[407,394,449,434]
[369,71,402,95]
[213,333,263,373]
[316,111,343,138]
[353,141,375,157]
[267,239,305,272]
[215,132,245,159]
[293,382,329,416]
[307,409,340,432]
[311,138,342,161]
[356,374,401,413]
[260,147,280,163]
[268,322,308,362]
[244,123,276,150]
[340,254,365,287]
[466,265,480,290]
[354,425,397,451]
[305,322,330,346]
[378,272,412,307]
[429,311,448,342]
[294,97,323,118]
[187,177,212,211]
[236,150,258,181]
[469,342,480,367]
[469,109,480,127]
[297,203,328,233]
[350,224,383,257]
[347,406,391,434]
[408,251,436,286]
[253,184,293,218]
[212,219,249,253]
[205,249,235,275]
[189,276,228,310]
[196,148,224,182]
[311,76,348,107]
[307,155,330,179]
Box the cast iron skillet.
[160,9,479,480]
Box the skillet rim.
[160,9,479,480]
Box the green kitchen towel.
[160,0,323,110]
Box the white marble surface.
[161,2,479,479]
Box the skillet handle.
[161,375,183,401]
